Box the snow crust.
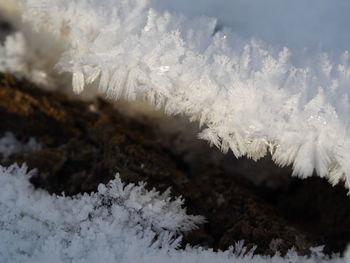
[0,163,347,262]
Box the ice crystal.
[0,163,347,262]
[3,0,349,188]
[0,163,206,262]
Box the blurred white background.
[157,0,350,54]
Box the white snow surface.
[1,0,348,188]
[0,163,348,262]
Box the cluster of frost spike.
[0,161,347,262]
[0,162,204,262]
[1,0,350,189]
[0,131,346,261]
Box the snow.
[0,162,203,262]
[0,31,56,85]
[2,0,350,188]
[0,163,347,262]
[0,32,26,73]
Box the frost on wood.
[0,163,347,262]
[3,0,350,188]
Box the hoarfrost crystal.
[1,1,350,188]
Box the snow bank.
[0,163,346,262]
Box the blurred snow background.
[157,0,350,54]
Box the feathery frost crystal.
[1,1,350,261]
[2,0,349,188]
[0,163,347,262]
[0,162,205,262]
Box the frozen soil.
[0,72,349,256]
